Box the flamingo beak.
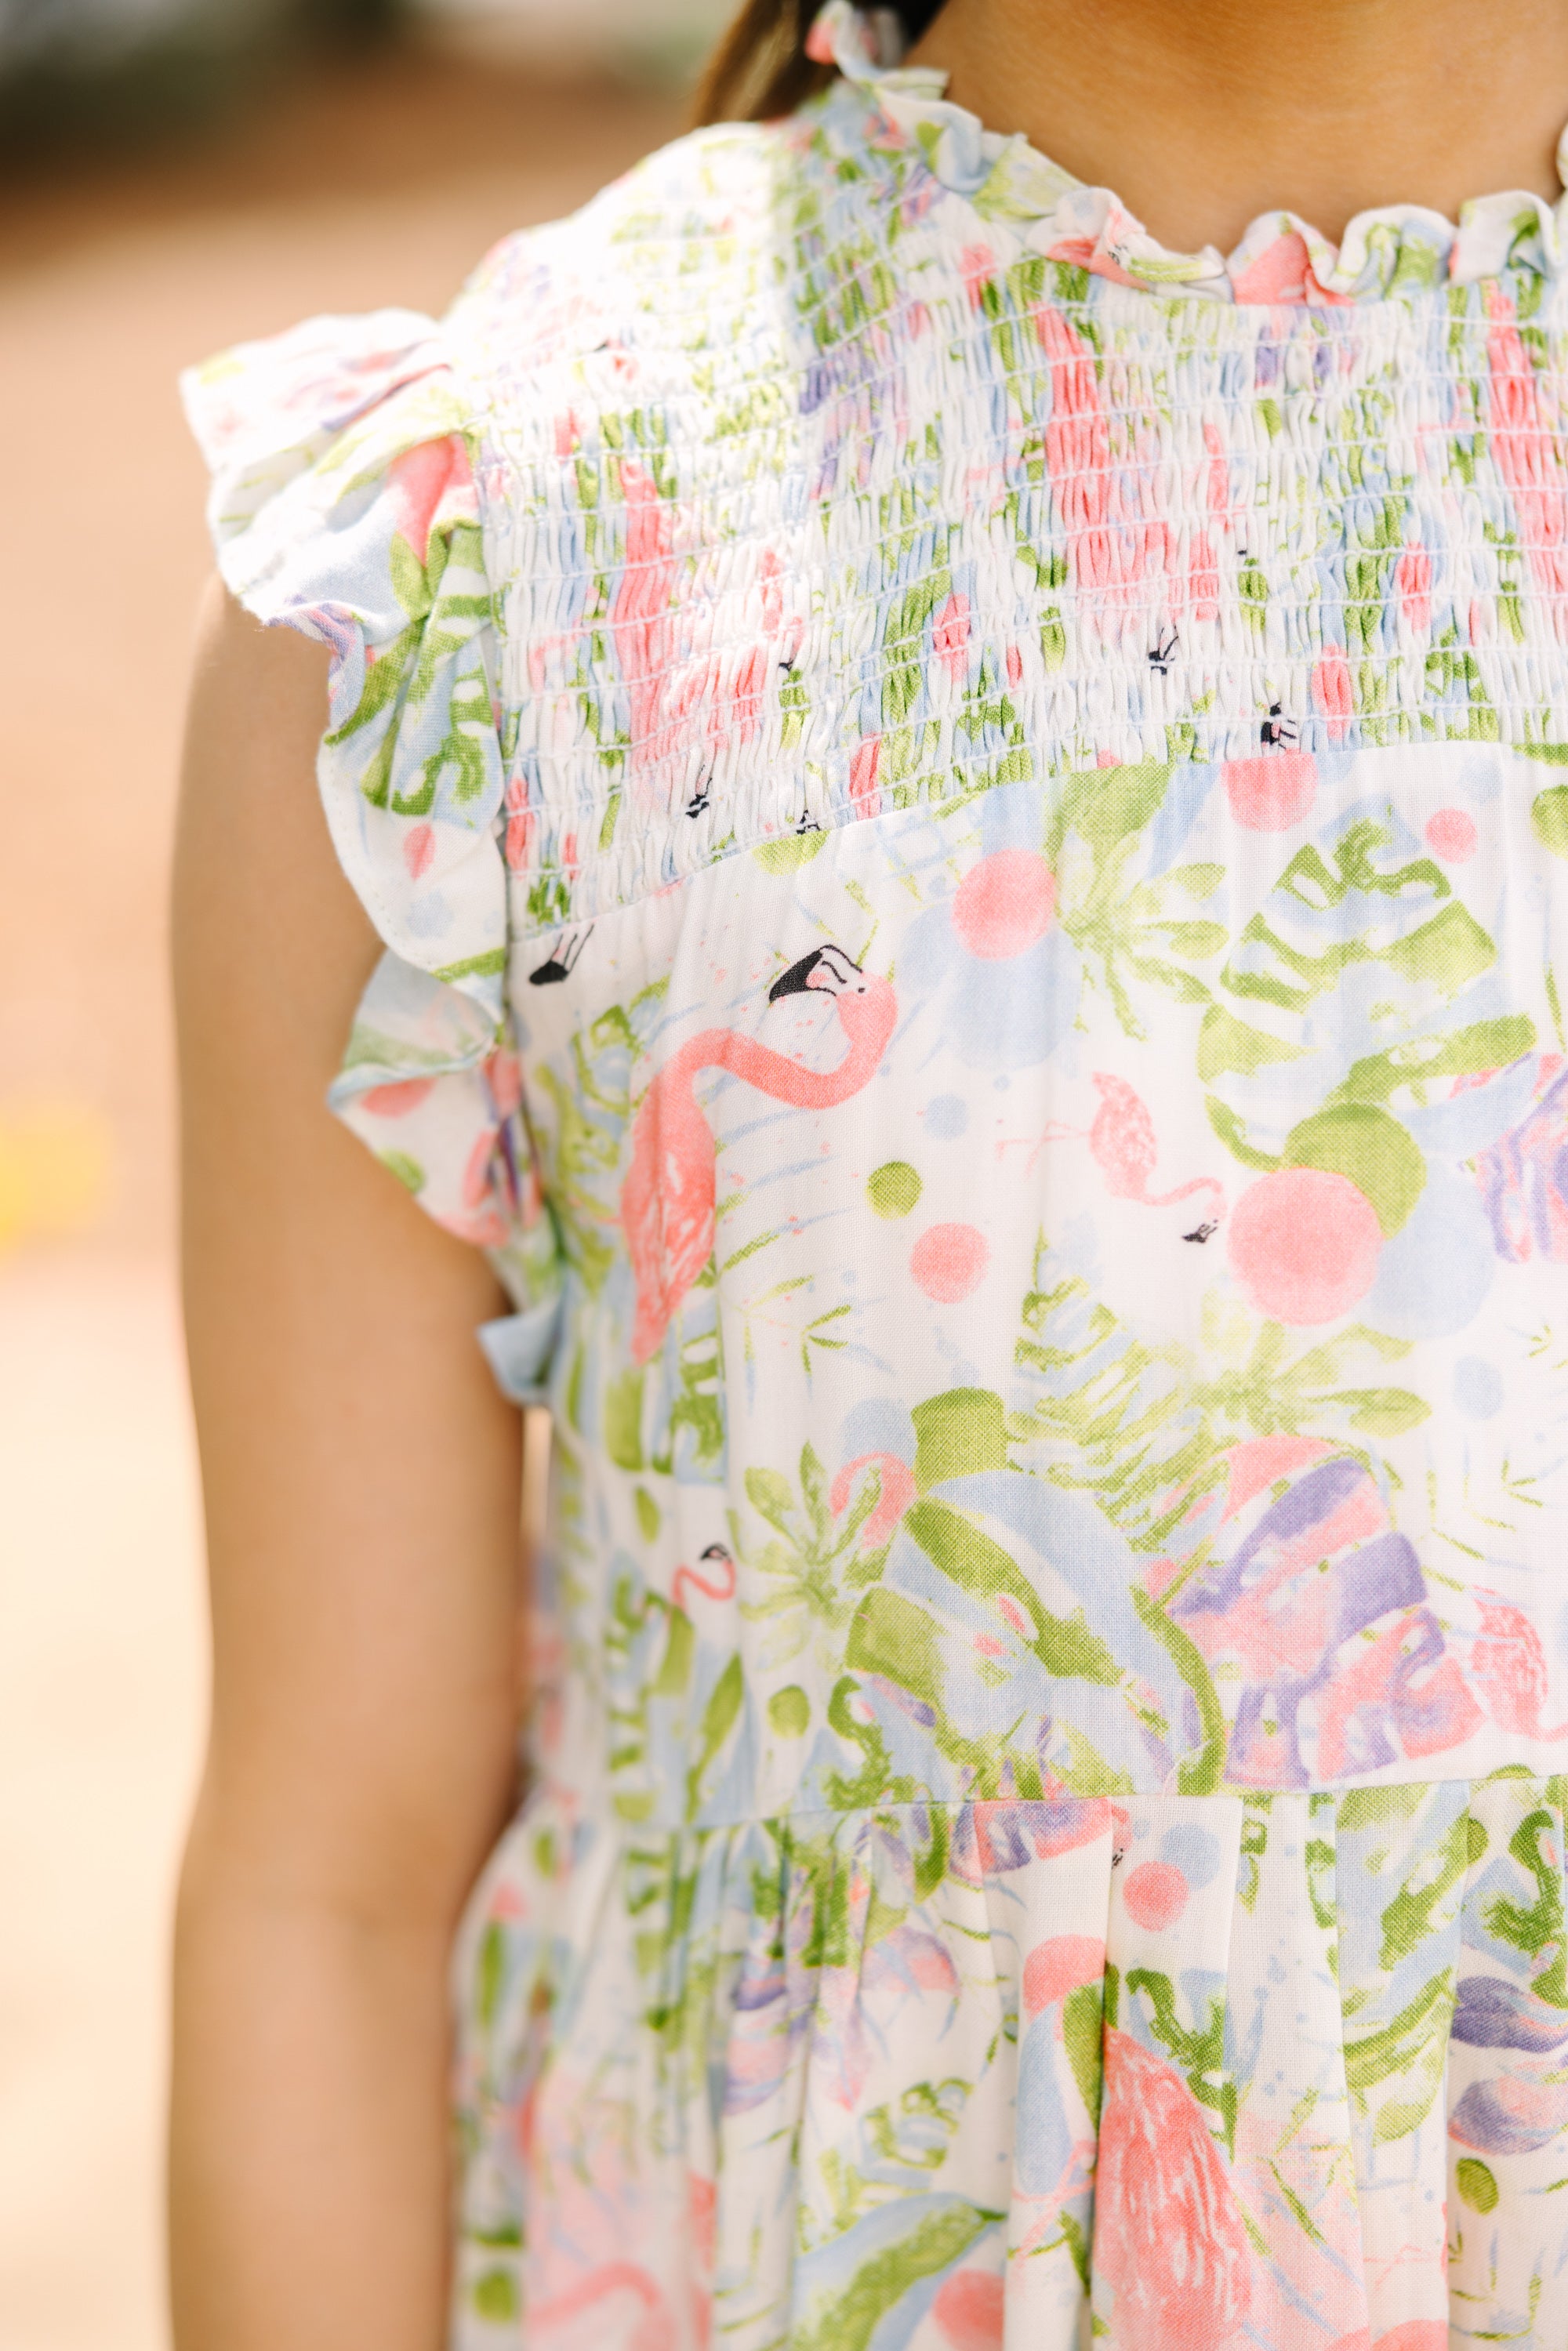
[768,949,827,1001]
[769,945,860,1001]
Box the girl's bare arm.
[169,582,523,2351]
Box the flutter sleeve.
[182,309,563,1378]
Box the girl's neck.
[909,0,1568,253]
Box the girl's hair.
[693,1,946,127]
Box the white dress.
[185,6,1568,2342]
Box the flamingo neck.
[687,1014,887,1108]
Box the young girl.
[172,2,1568,2344]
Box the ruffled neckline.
[809,0,1568,304]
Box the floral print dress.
[183,6,1568,2343]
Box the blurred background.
[0,3,727,2345]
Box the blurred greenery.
[0,0,409,161]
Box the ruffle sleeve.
[181,310,563,1383]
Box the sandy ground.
[0,41,680,2350]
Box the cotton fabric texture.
[183,6,1568,2343]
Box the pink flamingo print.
[528,2262,674,2351]
[1089,1074,1225,1214]
[1040,308,1111,576]
[1039,310,1170,620]
[1094,2030,1251,2348]
[1471,1592,1568,1740]
[621,945,897,1362]
[671,1543,736,1614]
[829,1452,917,1547]
[610,459,678,782]
[996,1076,1224,1216]
[1313,1609,1481,1779]
[1486,282,1568,600]
[387,434,475,567]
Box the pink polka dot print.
[1426,807,1478,862]
[404,821,437,878]
[931,2269,1004,2351]
[1228,1166,1382,1326]
[911,1223,989,1302]
[1221,750,1317,832]
[952,850,1056,960]
[1122,1860,1189,1932]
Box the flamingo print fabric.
[183,5,1568,2344]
